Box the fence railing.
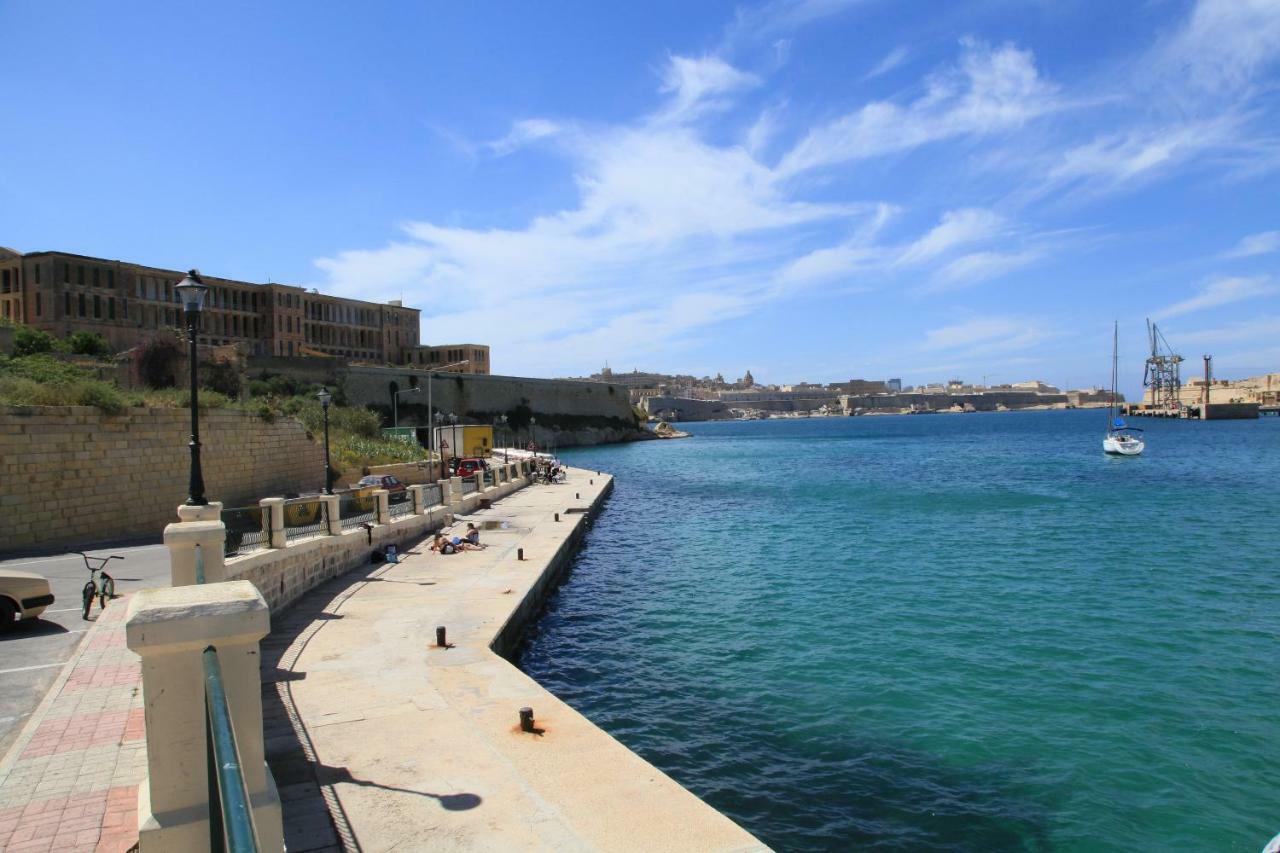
[338,493,377,530]
[222,506,268,557]
[389,499,413,519]
[194,545,261,852]
[283,498,327,542]
[483,470,496,487]
[461,480,477,495]
[422,483,443,507]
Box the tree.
[135,334,182,389]
[67,331,112,359]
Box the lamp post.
[529,416,537,453]
[174,270,209,506]
[432,411,445,482]
[392,385,421,429]
[499,414,509,462]
[317,387,333,494]
[447,412,457,477]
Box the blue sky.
[2,1,1278,393]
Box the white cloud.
[897,208,1006,265]
[1154,275,1276,319]
[865,46,909,79]
[485,119,562,156]
[929,249,1042,291]
[657,55,761,122]
[1043,118,1241,191]
[922,316,1048,353]
[1224,229,1280,258]
[1156,0,1280,94]
[778,39,1058,177]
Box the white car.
[0,570,55,628]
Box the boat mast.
[1110,321,1118,426]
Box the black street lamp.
[317,387,333,494]
[174,270,209,506]
[499,414,509,463]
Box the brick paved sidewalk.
[0,597,145,853]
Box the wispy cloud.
[929,249,1043,291]
[1154,0,1280,95]
[864,46,909,80]
[657,54,761,123]
[778,39,1059,177]
[1224,229,1280,258]
[921,315,1049,354]
[485,118,562,156]
[897,208,1006,265]
[1154,275,1276,319]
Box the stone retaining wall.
[0,405,324,554]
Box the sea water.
[518,410,1280,852]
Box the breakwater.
[272,465,766,851]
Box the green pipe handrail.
[193,544,261,852]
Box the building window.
[1,269,9,293]
[77,265,85,285]
[93,294,101,318]
[34,264,41,284]
[108,298,116,320]
[93,268,100,287]
[35,292,42,317]
[65,292,72,316]
[78,293,86,317]
[63,263,71,283]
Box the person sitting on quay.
[465,523,485,548]
[430,533,480,554]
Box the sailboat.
[1103,322,1145,456]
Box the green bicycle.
[77,552,120,620]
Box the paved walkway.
[0,596,144,853]
[262,468,767,853]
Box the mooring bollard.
[575,492,580,499]
[517,548,524,561]
[519,707,535,733]
[435,626,447,647]
[590,479,593,485]
[554,513,559,522]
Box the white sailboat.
[1103,322,1145,456]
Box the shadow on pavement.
[0,619,72,641]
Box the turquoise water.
[518,411,1280,852]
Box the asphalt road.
[0,544,172,758]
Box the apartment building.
[0,247,421,363]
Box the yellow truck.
[433,424,493,461]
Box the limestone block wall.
[0,405,324,554]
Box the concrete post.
[260,498,286,549]
[373,489,390,524]
[164,520,227,587]
[493,465,504,486]
[408,484,426,514]
[320,494,341,535]
[440,478,455,507]
[449,476,464,513]
[474,471,485,493]
[127,581,283,853]
[175,501,223,524]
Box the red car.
[453,458,488,478]
[356,474,407,497]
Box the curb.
[0,596,128,787]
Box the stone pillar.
[474,472,484,493]
[439,478,455,506]
[260,498,285,549]
[448,477,464,513]
[175,501,223,524]
[320,494,341,535]
[127,581,283,853]
[408,484,426,514]
[373,489,390,524]
[164,519,227,587]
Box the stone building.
[0,247,423,363]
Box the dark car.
[356,474,409,502]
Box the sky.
[2,0,1278,395]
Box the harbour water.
[519,410,1280,852]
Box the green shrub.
[67,380,126,414]
[13,327,56,357]
[67,331,112,359]
[0,354,93,384]
[201,360,242,398]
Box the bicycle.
[76,552,121,620]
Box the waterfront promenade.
[264,465,766,852]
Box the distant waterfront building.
[828,378,889,394]
[886,378,902,392]
[406,343,491,374]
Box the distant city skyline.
[2,0,1278,398]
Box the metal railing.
[338,493,377,530]
[283,498,327,541]
[194,545,261,852]
[422,483,443,507]
[221,506,268,557]
[461,480,477,495]
[483,470,495,487]
[389,498,413,519]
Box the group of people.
[429,522,485,555]
[534,460,565,484]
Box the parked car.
[356,474,409,502]
[0,569,55,629]
[453,458,489,478]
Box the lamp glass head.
[174,270,209,313]
[317,387,332,408]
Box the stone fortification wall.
[843,391,1069,411]
[0,405,323,553]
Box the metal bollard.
[517,548,524,561]
[575,492,580,499]
[554,513,559,522]
[435,626,447,647]
[519,707,535,733]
